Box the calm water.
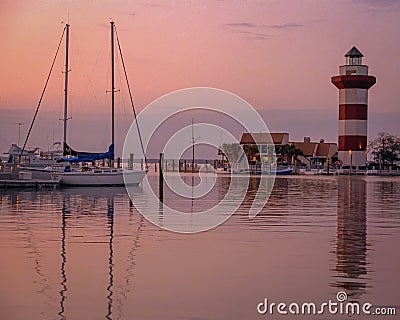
[0,175,399,319]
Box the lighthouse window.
[346,56,362,66]
[346,70,356,75]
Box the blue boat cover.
[57,144,114,163]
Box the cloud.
[141,1,161,8]
[247,35,270,41]
[225,22,257,28]
[225,21,304,31]
[353,0,400,10]
[355,0,399,6]
[225,21,303,41]
[268,22,303,30]
[235,30,251,34]
[247,33,271,40]
[225,21,270,40]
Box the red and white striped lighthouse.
[331,46,376,168]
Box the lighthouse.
[331,46,376,169]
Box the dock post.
[128,153,134,170]
[327,158,330,175]
[159,153,164,203]
[184,160,187,173]
[141,159,143,171]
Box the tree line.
[369,132,400,168]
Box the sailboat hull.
[57,169,146,186]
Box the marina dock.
[0,172,60,188]
[0,179,60,188]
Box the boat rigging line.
[114,26,148,170]
[19,24,67,160]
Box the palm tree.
[219,143,244,164]
[275,144,303,164]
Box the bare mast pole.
[192,118,194,173]
[111,21,115,167]
[63,24,70,152]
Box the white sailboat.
[58,167,145,186]
[55,22,147,186]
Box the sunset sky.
[1,0,399,157]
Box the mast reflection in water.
[106,195,114,320]
[58,196,70,320]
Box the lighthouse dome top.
[345,46,363,65]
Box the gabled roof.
[293,141,338,158]
[270,133,289,145]
[316,143,337,157]
[292,142,318,157]
[345,46,363,58]
[240,132,289,145]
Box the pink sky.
[1,0,399,155]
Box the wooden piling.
[159,153,164,203]
[128,153,134,170]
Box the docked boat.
[56,22,147,186]
[19,22,147,186]
[3,143,64,180]
[275,167,293,175]
[57,168,146,186]
[5,143,63,167]
[233,167,293,175]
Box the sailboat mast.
[111,21,115,167]
[192,118,194,173]
[63,24,70,148]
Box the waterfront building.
[293,138,338,168]
[239,133,338,168]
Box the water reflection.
[334,177,368,299]
[115,206,144,320]
[106,195,114,320]
[0,187,144,320]
[58,187,141,320]
[58,197,70,320]
[1,176,399,319]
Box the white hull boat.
[49,22,147,187]
[57,168,146,186]
[18,22,148,187]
